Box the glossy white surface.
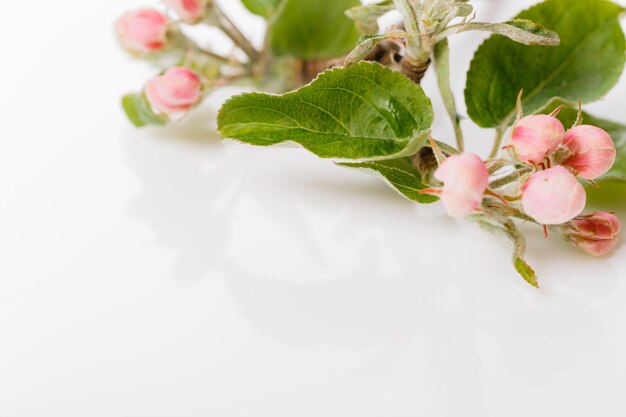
[2,1,626,415]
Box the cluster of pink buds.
[507,112,621,256]
[511,113,616,227]
[115,1,210,56]
[422,108,620,257]
[115,0,244,123]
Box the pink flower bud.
[145,67,203,117]
[567,212,621,256]
[510,115,565,165]
[115,9,169,54]
[433,153,489,218]
[165,0,207,23]
[560,125,616,180]
[521,165,586,225]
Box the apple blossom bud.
[433,153,489,218]
[145,67,203,117]
[510,115,565,165]
[566,212,621,256]
[560,125,616,180]
[115,9,169,55]
[165,0,210,23]
[521,165,586,225]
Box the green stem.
[183,38,233,65]
[392,0,422,59]
[433,39,464,152]
[489,123,508,159]
[214,5,260,63]
[489,166,533,189]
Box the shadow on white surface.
[122,111,618,414]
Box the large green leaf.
[465,0,625,128]
[339,157,438,204]
[218,62,434,160]
[268,0,361,60]
[240,0,283,18]
[542,100,626,181]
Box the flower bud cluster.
[510,115,616,225]
[115,0,238,123]
[422,112,620,257]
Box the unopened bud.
[560,125,616,180]
[510,115,565,165]
[115,9,169,55]
[521,165,586,225]
[145,67,203,117]
[565,212,621,256]
[433,153,489,218]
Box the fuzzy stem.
[489,166,533,189]
[183,37,233,65]
[393,0,422,59]
[433,39,464,151]
[489,123,509,159]
[214,5,260,63]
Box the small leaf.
[443,19,560,46]
[345,32,406,66]
[513,257,539,288]
[465,0,626,128]
[542,100,626,182]
[503,19,560,45]
[345,0,394,33]
[268,0,361,60]
[241,0,283,18]
[504,221,539,288]
[121,93,168,128]
[474,217,539,288]
[218,61,434,160]
[339,157,438,204]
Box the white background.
[2,1,626,416]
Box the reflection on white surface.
[1,0,626,416]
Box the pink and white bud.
[145,67,203,117]
[521,165,586,225]
[433,153,489,218]
[165,0,208,23]
[115,9,169,54]
[510,115,565,165]
[560,125,616,180]
[567,212,621,256]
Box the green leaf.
[439,19,560,46]
[268,0,361,60]
[218,61,434,160]
[465,0,626,128]
[339,157,438,204]
[241,0,283,18]
[542,100,626,181]
[513,256,539,288]
[502,19,560,45]
[345,32,406,66]
[121,93,168,128]
[345,0,394,34]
